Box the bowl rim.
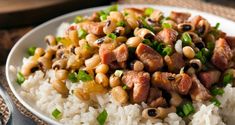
[5,4,235,124]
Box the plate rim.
[5,4,235,124]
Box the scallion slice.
[122,85,128,90]
[214,22,220,30]
[210,97,221,107]
[116,21,126,27]
[52,108,62,119]
[27,47,36,56]
[78,28,87,39]
[74,16,84,23]
[182,102,195,116]
[68,72,78,83]
[181,32,192,46]
[162,46,173,56]
[100,14,107,21]
[77,70,92,82]
[142,39,153,47]
[162,23,172,29]
[144,7,154,16]
[97,109,108,125]
[210,87,224,96]
[114,70,123,77]
[16,72,25,85]
[223,73,233,85]
[107,33,117,40]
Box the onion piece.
[175,39,183,54]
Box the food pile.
[16,5,235,124]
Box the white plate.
[6,4,235,124]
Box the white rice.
[17,69,235,125]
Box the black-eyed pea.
[111,86,128,104]
[55,69,68,80]
[95,64,109,74]
[52,79,69,98]
[126,36,142,47]
[95,73,109,87]
[73,88,90,101]
[45,35,56,46]
[109,74,121,88]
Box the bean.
[183,46,195,59]
[45,35,56,46]
[126,36,142,47]
[55,69,68,80]
[133,60,144,71]
[52,79,69,98]
[109,74,121,88]
[111,86,128,104]
[73,88,90,101]
[85,54,101,70]
[95,64,109,74]
[103,19,117,34]
[95,73,109,87]
[68,30,79,46]
[86,34,98,47]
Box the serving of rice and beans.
[13,5,235,125]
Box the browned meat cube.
[122,70,150,103]
[199,70,221,88]
[151,72,192,95]
[81,22,105,36]
[211,38,232,71]
[169,11,191,24]
[155,28,178,46]
[113,44,128,62]
[99,43,116,64]
[136,43,163,72]
[190,75,212,102]
[164,53,185,73]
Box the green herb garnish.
[74,16,84,23]
[210,87,224,96]
[207,42,215,52]
[210,97,221,107]
[27,46,36,56]
[177,102,195,117]
[114,70,123,77]
[142,39,153,47]
[107,33,117,40]
[16,72,25,85]
[100,14,107,21]
[223,73,233,85]
[144,7,154,16]
[116,21,126,27]
[181,32,192,46]
[162,46,173,56]
[97,109,108,125]
[214,22,220,30]
[52,108,62,119]
[122,85,128,90]
[56,37,62,43]
[162,23,172,29]
[68,72,78,83]
[140,18,155,32]
[195,51,206,64]
[77,70,92,82]
[78,29,87,39]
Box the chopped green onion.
[77,70,92,82]
[182,102,195,116]
[160,16,170,24]
[142,39,153,47]
[155,43,164,53]
[114,70,123,77]
[107,33,117,40]
[116,21,126,27]
[162,23,172,29]
[122,85,128,90]
[105,4,118,13]
[52,108,62,119]
[210,97,221,107]
[27,46,36,56]
[201,48,211,58]
[210,87,224,96]
[177,102,195,117]
[181,32,192,46]
[162,46,173,56]
[144,7,154,16]
[100,14,107,21]
[140,18,155,32]
[97,109,108,125]
[223,73,233,85]
[56,37,62,43]
[74,16,84,23]
[195,51,206,64]
[16,72,25,85]
[78,28,87,39]
[83,43,91,50]
[207,42,215,52]
[68,72,78,83]
[124,12,128,16]
[214,22,220,30]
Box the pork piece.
[169,11,191,24]
[80,21,105,36]
[211,38,233,71]
[199,70,221,88]
[122,70,150,103]
[191,15,203,27]
[147,88,166,107]
[136,43,163,72]
[113,44,128,62]
[189,75,212,102]
[99,43,116,64]
[164,53,185,73]
[155,28,178,46]
[151,72,192,95]
[225,36,235,49]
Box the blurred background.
[0,0,235,65]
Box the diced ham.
[151,72,192,95]
[189,75,212,102]
[99,43,116,64]
[136,43,163,72]
[122,70,150,103]
[169,11,191,24]
[164,53,185,73]
[113,44,128,62]
[211,38,233,71]
[199,70,221,88]
[80,21,105,36]
[147,88,166,107]
[155,28,178,46]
